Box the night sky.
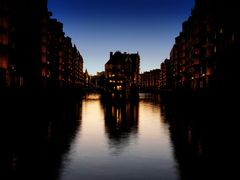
[48,0,195,75]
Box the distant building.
[90,71,105,90]
[105,51,140,94]
[140,69,160,92]
[160,59,171,90]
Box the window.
[0,54,8,69]
[42,67,46,77]
[220,28,223,34]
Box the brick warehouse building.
[105,51,140,95]
[159,0,240,95]
[0,0,84,93]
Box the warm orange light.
[206,68,213,76]
[0,55,8,69]
[117,85,122,90]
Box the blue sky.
[48,0,195,75]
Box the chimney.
[110,52,113,58]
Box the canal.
[0,93,233,180]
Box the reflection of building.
[0,98,82,180]
[105,51,140,94]
[0,0,84,92]
[102,96,139,155]
[160,96,235,180]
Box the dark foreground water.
[0,93,236,180]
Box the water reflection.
[102,95,139,155]
[0,96,82,180]
[160,96,235,180]
[139,93,161,104]
[1,93,233,180]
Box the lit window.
[42,68,46,77]
[20,77,24,87]
[0,54,8,69]
[117,85,122,90]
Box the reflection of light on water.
[84,93,100,100]
[59,93,179,180]
[116,108,121,126]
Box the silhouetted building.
[160,59,171,90]
[84,69,91,88]
[167,0,240,93]
[0,0,49,89]
[105,51,140,94]
[140,71,150,91]
[140,69,160,92]
[0,0,84,94]
[90,71,105,91]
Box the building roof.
[105,51,139,65]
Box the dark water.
[0,93,235,180]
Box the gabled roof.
[105,51,139,65]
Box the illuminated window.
[117,85,122,90]
[20,77,24,87]
[0,54,8,69]
[42,68,46,77]
[206,67,213,76]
